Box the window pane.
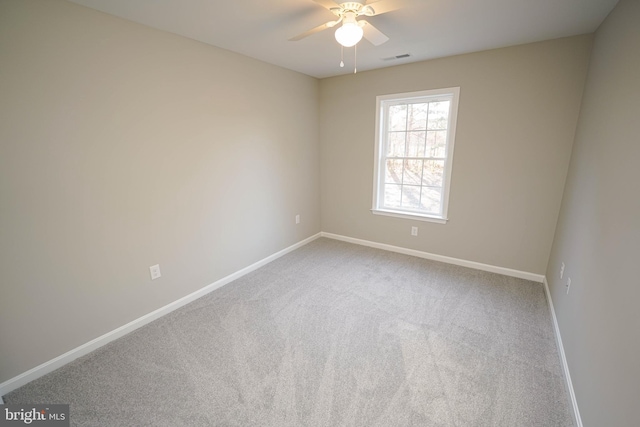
[422,160,444,187]
[427,101,450,130]
[426,131,436,157]
[426,131,447,158]
[420,187,442,214]
[389,105,407,131]
[403,159,422,185]
[406,131,426,157]
[387,132,406,157]
[384,184,402,208]
[385,159,403,184]
[434,131,447,157]
[401,185,421,209]
[407,103,428,130]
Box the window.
[372,87,460,223]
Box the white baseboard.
[0,233,321,398]
[320,232,545,282]
[542,277,583,427]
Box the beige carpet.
[4,238,573,426]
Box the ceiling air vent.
[382,53,411,61]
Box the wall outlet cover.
[149,264,162,280]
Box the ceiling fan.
[290,0,406,47]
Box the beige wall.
[0,0,320,383]
[4,6,633,423]
[546,0,640,424]
[320,36,592,275]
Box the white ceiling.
[67,0,618,79]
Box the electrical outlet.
[295,214,300,224]
[560,262,565,279]
[411,226,418,236]
[566,277,571,294]
[149,264,161,280]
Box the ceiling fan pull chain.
[354,44,357,74]
[340,45,344,68]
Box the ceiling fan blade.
[366,0,406,15]
[312,0,341,10]
[289,21,335,41]
[361,21,390,46]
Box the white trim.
[320,232,544,282]
[371,208,448,224]
[0,233,321,398]
[542,277,583,427]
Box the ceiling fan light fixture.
[334,12,363,47]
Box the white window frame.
[372,87,460,223]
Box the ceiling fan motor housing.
[333,1,375,17]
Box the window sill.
[371,209,448,224]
